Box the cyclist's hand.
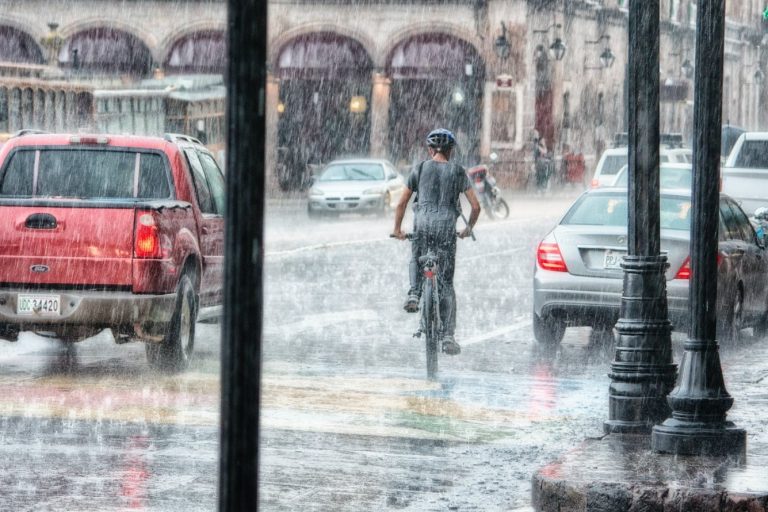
[458,227,473,239]
[392,229,407,240]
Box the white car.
[590,146,693,188]
[307,158,405,217]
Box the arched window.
[0,26,44,63]
[165,31,226,74]
[59,28,152,77]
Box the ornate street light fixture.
[599,47,616,69]
[494,22,510,61]
[533,23,567,62]
[681,58,694,79]
[754,67,765,85]
[549,38,567,62]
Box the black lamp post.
[652,0,746,457]
[220,0,267,508]
[604,0,678,435]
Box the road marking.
[461,317,531,346]
[267,238,388,258]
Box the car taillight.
[134,212,161,258]
[590,178,599,188]
[674,256,691,280]
[674,253,723,280]
[537,235,568,272]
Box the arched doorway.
[0,25,44,63]
[59,28,152,77]
[275,33,373,191]
[386,34,485,167]
[165,30,226,75]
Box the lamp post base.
[652,419,746,457]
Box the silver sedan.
[533,188,768,345]
[307,159,405,217]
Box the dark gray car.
[533,188,768,344]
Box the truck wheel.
[146,274,198,372]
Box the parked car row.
[537,129,768,346]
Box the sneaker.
[441,335,461,355]
[403,292,419,313]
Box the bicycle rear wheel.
[423,279,439,380]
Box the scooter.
[467,153,510,219]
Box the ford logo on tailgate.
[30,265,50,273]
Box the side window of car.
[727,200,757,244]
[197,151,226,215]
[385,164,398,180]
[184,149,215,214]
[720,200,748,242]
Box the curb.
[532,434,768,512]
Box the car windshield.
[563,193,692,230]
[598,154,627,176]
[613,165,692,189]
[318,163,384,181]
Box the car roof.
[326,158,393,165]
[1,133,177,151]
[742,132,768,141]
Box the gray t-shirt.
[407,160,471,226]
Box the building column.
[265,73,280,195]
[369,71,391,158]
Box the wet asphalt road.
[1,189,766,511]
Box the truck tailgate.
[0,205,135,287]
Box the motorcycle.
[467,153,510,219]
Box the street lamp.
[681,58,694,79]
[533,23,567,62]
[549,38,567,62]
[599,47,616,69]
[754,67,765,85]
[585,35,615,70]
[494,22,510,60]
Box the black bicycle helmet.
[425,128,456,151]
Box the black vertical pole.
[220,0,267,509]
[652,0,746,457]
[604,0,677,434]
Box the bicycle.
[393,232,463,380]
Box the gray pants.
[409,225,457,337]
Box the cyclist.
[391,128,481,356]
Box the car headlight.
[362,187,385,195]
[309,188,324,196]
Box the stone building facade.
[0,0,766,190]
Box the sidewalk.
[531,337,768,512]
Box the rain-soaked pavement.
[1,189,766,511]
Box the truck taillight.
[134,212,161,258]
[70,135,109,145]
[537,234,568,272]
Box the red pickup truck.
[0,133,224,371]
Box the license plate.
[603,250,625,269]
[17,294,61,316]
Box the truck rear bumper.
[0,289,177,338]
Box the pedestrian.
[561,144,587,189]
[533,134,549,193]
[391,128,481,356]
